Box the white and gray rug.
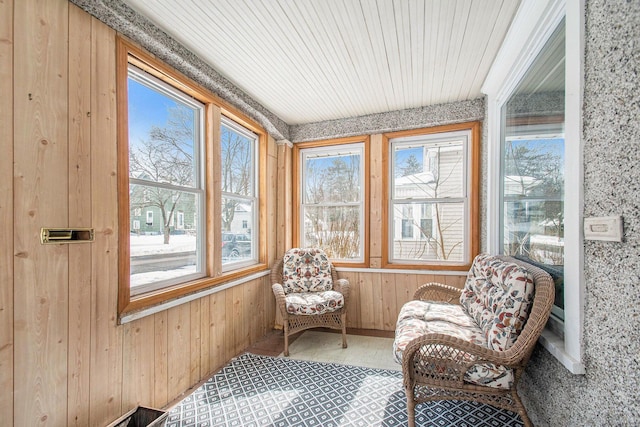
[166,353,523,427]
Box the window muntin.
[390,132,470,264]
[500,20,566,320]
[300,143,365,262]
[127,65,205,296]
[221,118,258,269]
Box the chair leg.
[283,322,290,357]
[407,395,416,427]
[512,390,532,427]
[341,313,347,348]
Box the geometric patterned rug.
[165,353,524,427]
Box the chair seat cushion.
[393,300,514,389]
[285,290,344,316]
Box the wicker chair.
[395,255,555,427]
[271,248,350,356]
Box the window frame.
[220,116,260,272]
[293,136,370,267]
[382,122,481,271]
[116,37,268,317]
[482,0,585,374]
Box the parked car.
[222,232,252,259]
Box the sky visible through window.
[128,78,176,149]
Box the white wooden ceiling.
[124,0,521,125]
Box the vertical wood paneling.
[232,285,246,356]
[0,0,13,423]
[380,273,397,330]
[89,16,122,426]
[266,135,278,266]
[167,304,191,398]
[199,296,212,376]
[67,5,92,426]
[153,311,169,408]
[14,0,69,425]
[121,316,155,411]
[189,300,202,386]
[6,4,280,425]
[209,292,227,372]
[369,135,384,267]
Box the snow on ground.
[129,233,197,256]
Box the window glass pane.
[304,152,361,204]
[128,78,197,188]
[392,202,464,262]
[221,197,254,265]
[303,205,361,260]
[394,141,464,199]
[221,123,254,197]
[501,20,565,316]
[129,184,201,295]
[299,143,365,263]
[127,65,205,295]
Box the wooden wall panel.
[153,311,169,409]
[13,1,70,426]
[167,304,191,398]
[0,0,13,424]
[121,316,155,411]
[369,134,384,267]
[189,300,202,386]
[339,270,466,331]
[67,5,93,426]
[89,15,123,426]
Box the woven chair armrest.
[271,283,288,317]
[414,282,462,303]
[334,279,350,306]
[401,334,520,389]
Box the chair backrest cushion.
[460,254,535,351]
[282,248,333,293]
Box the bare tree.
[129,105,195,244]
[221,126,252,231]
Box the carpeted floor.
[166,353,523,427]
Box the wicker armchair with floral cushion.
[393,254,555,427]
[271,248,350,356]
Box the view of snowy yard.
[130,233,196,256]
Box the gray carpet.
[166,353,523,427]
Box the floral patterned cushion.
[285,291,344,315]
[282,248,334,293]
[393,300,514,389]
[459,254,535,352]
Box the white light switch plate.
[583,216,623,242]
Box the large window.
[484,0,584,373]
[385,123,480,269]
[127,64,205,296]
[500,21,566,320]
[295,137,368,265]
[221,118,258,269]
[117,39,266,316]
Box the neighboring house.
[393,145,464,261]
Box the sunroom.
[2,0,639,426]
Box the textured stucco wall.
[289,98,485,142]
[520,1,640,425]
